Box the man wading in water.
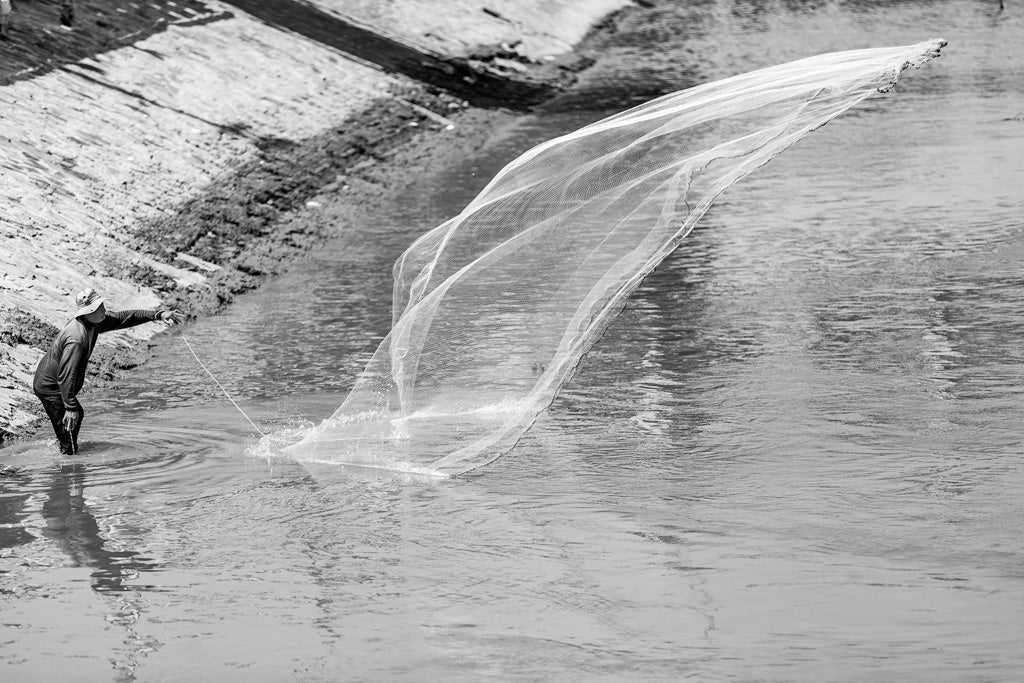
[33,288,185,454]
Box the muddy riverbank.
[0,0,631,442]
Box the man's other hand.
[62,411,79,433]
[159,310,186,326]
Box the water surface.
[2,1,1022,680]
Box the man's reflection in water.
[42,464,158,592]
[0,488,35,554]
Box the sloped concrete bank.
[0,0,632,442]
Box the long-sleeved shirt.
[33,309,165,409]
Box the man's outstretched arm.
[96,308,185,333]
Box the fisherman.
[32,288,185,454]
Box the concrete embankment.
[0,0,629,441]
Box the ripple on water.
[1,417,258,498]
[3,1,1023,678]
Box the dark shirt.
[33,309,165,409]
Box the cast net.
[284,39,945,475]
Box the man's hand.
[159,309,186,326]
[62,411,79,433]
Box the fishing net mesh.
[286,39,944,475]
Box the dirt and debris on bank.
[0,0,624,108]
[0,0,231,85]
[126,88,472,317]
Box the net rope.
[284,39,945,475]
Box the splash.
[282,39,945,476]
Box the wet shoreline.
[0,0,632,443]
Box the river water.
[2,1,1022,680]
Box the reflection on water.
[41,465,158,593]
[0,490,34,550]
[2,0,1023,679]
